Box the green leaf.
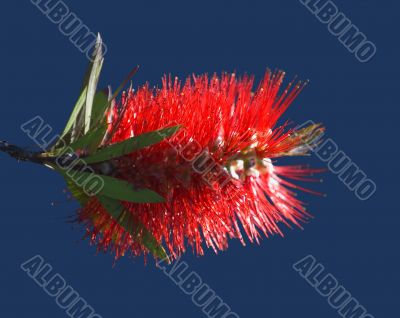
[68,88,109,155]
[71,171,165,203]
[56,44,138,150]
[97,195,168,260]
[80,34,104,92]
[83,125,181,164]
[99,66,140,145]
[90,89,109,129]
[56,169,90,205]
[65,178,90,205]
[69,123,107,154]
[59,86,88,142]
[56,167,167,259]
[56,34,105,147]
[84,34,105,134]
[110,65,139,103]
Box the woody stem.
[0,140,115,175]
[0,141,45,164]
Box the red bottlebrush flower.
[79,71,324,261]
[1,35,324,262]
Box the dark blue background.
[1,1,398,317]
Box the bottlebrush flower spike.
[0,34,324,263]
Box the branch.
[0,140,44,164]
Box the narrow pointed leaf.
[71,171,165,203]
[84,125,181,164]
[57,34,104,147]
[90,89,109,129]
[55,168,90,205]
[59,86,88,141]
[110,65,139,102]
[80,34,104,91]
[97,195,168,259]
[84,34,105,134]
[70,88,109,155]
[64,176,90,205]
[57,169,167,259]
[102,66,139,144]
[69,123,107,154]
